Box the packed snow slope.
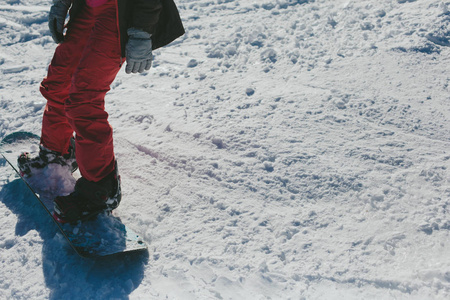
[1,0,450,299]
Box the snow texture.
[0,0,449,299]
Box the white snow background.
[1,0,450,299]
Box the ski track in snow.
[1,0,450,299]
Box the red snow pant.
[40,0,121,182]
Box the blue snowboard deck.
[0,132,147,258]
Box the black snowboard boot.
[18,137,77,177]
[53,161,121,223]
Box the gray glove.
[125,28,153,74]
[48,0,71,44]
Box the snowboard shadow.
[0,173,148,300]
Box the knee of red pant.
[70,65,117,95]
[40,81,70,109]
[65,96,109,118]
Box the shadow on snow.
[0,161,148,300]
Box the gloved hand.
[125,28,153,74]
[48,0,71,44]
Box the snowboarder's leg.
[40,4,98,155]
[65,0,122,182]
[19,4,99,176]
[50,0,123,223]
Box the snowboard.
[0,131,147,258]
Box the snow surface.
[1,0,450,299]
